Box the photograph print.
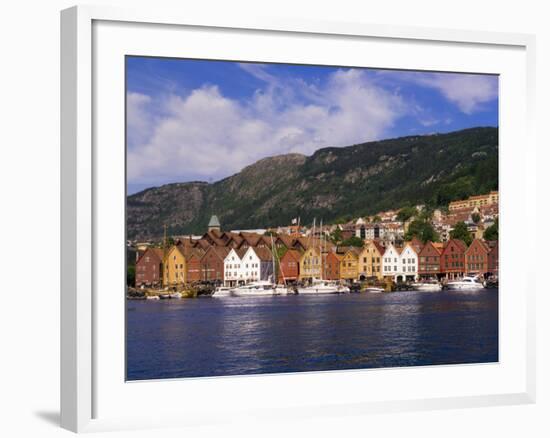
[126,56,499,381]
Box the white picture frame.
[60,4,536,433]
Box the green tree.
[483,218,499,241]
[372,215,382,223]
[127,265,135,287]
[471,212,481,224]
[405,219,439,243]
[264,230,277,237]
[396,206,417,222]
[340,236,364,247]
[330,227,343,245]
[450,221,473,246]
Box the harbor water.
[126,290,498,380]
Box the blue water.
[126,290,498,380]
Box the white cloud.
[127,68,405,186]
[406,72,497,114]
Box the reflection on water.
[126,290,498,380]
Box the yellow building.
[448,191,499,211]
[163,245,187,286]
[299,247,321,281]
[340,248,360,280]
[358,240,385,280]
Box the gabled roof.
[281,249,302,262]
[419,241,442,256]
[444,238,468,252]
[201,246,231,261]
[136,247,164,264]
[250,246,274,262]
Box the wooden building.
[323,251,342,281]
[440,238,467,279]
[418,241,442,280]
[164,245,187,287]
[339,248,360,281]
[278,249,301,284]
[465,238,490,276]
[135,247,164,287]
[200,246,230,283]
[299,247,321,281]
[358,240,385,280]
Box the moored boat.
[411,280,442,292]
[297,279,348,295]
[146,295,160,300]
[364,287,385,293]
[212,286,233,297]
[446,275,485,290]
[231,281,278,297]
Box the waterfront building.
[340,248,360,281]
[186,249,205,283]
[135,247,164,287]
[239,247,275,283]
[323,251,342,281]
[382,243,401,279]
[487,240,499,277]
[418,241,442,280]
[200,246,230,283]
[164,245,187,286]
[448,191,499,211]
[278,249,302,284]
[398,242,420,282]
[440,238,467,279]
[465,238,490,277]
[223,248,246,287]
[299,247,322,281]
[358,240,385,280]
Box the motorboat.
[145,295,160,300]
[297,279,348,295]
[446,276,485,290]
[411,280,442,292]
[168,292,182,299]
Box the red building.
[418,241,442,280]
[185,249,205,283]
[135,247,164,287]
[465,238,490,276]
[487,240,499,277]
[440,239,467,279]
[323,251,342,281]
[200,247,230,282]
[278,249,301,284]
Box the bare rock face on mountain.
[127,127,498,240]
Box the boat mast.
[320,219,324,280]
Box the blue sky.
[127,57,498,195]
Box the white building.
[382,243,418,282]
[224,247,274,286]
[399,243,419,282]
[382,244,401,279]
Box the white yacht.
[446,276,485,290]
[230,281,283,297]
[297,279,349,295]
[411,280,442,292]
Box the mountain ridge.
[127,126,498,240]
